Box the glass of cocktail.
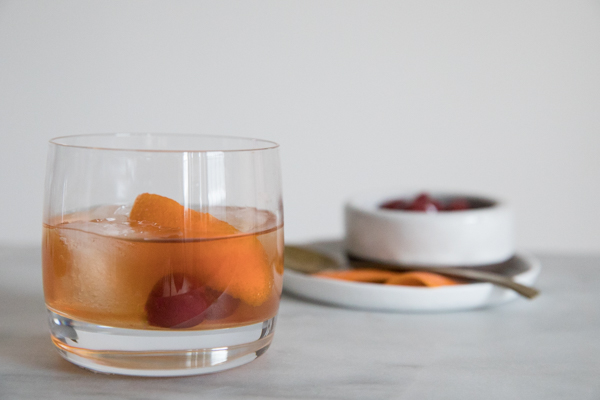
[42,133,283,376]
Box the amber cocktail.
[42,134,283,376]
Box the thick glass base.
[47,310,276,376]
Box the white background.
[1,0,599,253]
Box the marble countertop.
[0,246,598,399]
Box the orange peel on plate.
[313,269,459,287]
[313,269,397,283]
[129,193,273,306]
[384,271,459,287]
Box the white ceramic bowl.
[344,191,515,267]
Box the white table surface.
[0,245,598,399]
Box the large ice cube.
[210,206,277,233]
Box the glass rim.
[49,133,280,153]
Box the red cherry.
[145,273,211,328]
[407,193,440,212]
[202,288,240,321]
[379,193,474,212]
[380,199,409,210]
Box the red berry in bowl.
[380,199,409,210]
[380,192,473,212]
[406,193,441,212]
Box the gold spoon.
[284,245,539,299]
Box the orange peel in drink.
[129,193,273,307]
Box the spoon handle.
[350,260,539,299]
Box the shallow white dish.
[283,251,541,312]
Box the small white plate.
[283,249,541,312]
